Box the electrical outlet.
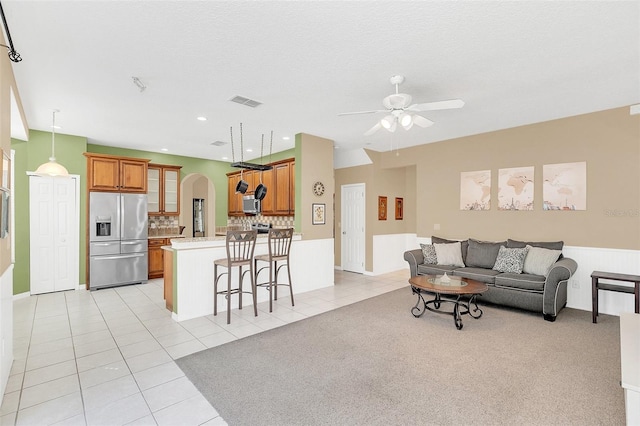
[571,281,579,289]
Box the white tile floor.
[1,269,408,426]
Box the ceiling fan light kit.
[339,75,464,135]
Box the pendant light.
[35,109,69,177]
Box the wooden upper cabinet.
[259,168,274,214]
[148,164,182,216]
[85,153,149,193]
[274,162,291,215]
[227,172,244,216]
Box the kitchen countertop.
[168,232,302,250]
[149,234,186,239]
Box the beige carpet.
[176,288,625,426]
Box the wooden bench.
[592,271,640,323]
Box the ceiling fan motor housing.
[383,93,412,110]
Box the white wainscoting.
[0,265,13,400]
[371,233,417,276]
[564,246,640,315]
[377,233,640,317]
[173,238,335,322]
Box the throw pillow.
[492,246,529,274]
[433,242,465,267]
[432,236,469,264]
[465,239,506,269]
[419,243,438,264]
[522,245,562,276]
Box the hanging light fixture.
[35,110,69,177]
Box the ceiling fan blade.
[338,109,387,116]
[407,99,465,112]
[412,115,434,128]
[364,122,382,136]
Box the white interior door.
[341,183,365,273]
[29,175,79,294]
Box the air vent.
[229,95,262,108]
[210,141,226,147]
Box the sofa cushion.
[432,236,469,264]
[495,273,546,292]
[417,264,457,276]
[465,239,505,269]
[492,246,529,274]
[522,245,562,276]
[433,242,465,267]
[453,267,500,284]
[419,243,438,264]
[507,239,564,251]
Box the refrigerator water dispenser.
[96,216,112,237]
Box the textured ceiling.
[3,1,639,163]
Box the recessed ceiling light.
[282,136,290,141]
[161,148,168,152]
[196,116,207,121]
[246,148,253,152]
[51,125,61,130]
[221,156,228,160]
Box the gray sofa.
[403,237,578,322]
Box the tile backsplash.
[227,215,294,228]
[149,215,180,236]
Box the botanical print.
[543,161,587,210]
[460,170,491,210]
[498,166,534,210]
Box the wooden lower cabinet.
[148,238,168,279]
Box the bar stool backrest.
[268,228,294,260]
[226,230,257,264]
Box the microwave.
[242,195,260,215]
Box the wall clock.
[312,181,325,196]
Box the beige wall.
[334,154,416,270]
[336,106,640,270]
[297,133,334,240]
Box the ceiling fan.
[339,75,464,136]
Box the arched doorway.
[180,173,216,237]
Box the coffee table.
[409,274,489,330]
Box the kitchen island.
[162,233,335,322]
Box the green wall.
[11,132,295,295]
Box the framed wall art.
[498,166,534,210]
[312,203,325,225]
[378,196,387,220]
[460,170,491,210]
[543,161,587,210]
[395,197,403,220]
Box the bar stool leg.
[268,261,274,312]
[592,276,598,324]
[286,262,295,307]
[250,263,258,317]
[226,268,232,325]
[213,264,218,316]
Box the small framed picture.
[312,203,325,225]
[378,196,387,220]
[395,197,403,220]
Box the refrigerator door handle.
[121,241,143,245]
[94,253,145,261]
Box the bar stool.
[213,229,258,324]
[254,228,294,312]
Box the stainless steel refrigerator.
[89,192,148,290]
